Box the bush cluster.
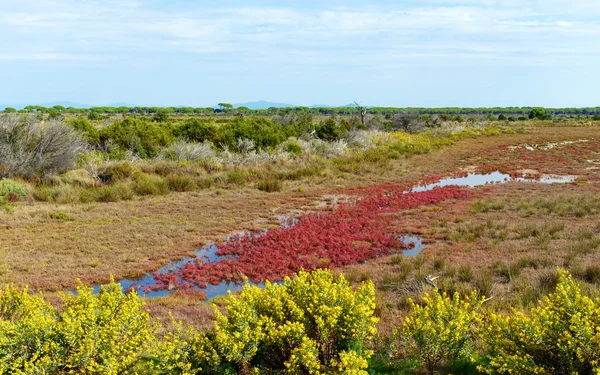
[398,269,600,374]
[174,117,302,150]
[1,268,597,374]
[214,269,378,374]
[479,270,600,374]
[99,118,175,157]
[100,116,352,157]
[0,269,377,375]
[402,290,483,374]
[0,282,152,375]
[67,118,100,144]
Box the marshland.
[1,105,600,374]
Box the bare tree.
[354,101,367,128]
[0,114,88,179]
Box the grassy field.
[1,116,600,373]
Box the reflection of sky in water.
[399,235,426,257]
[411,171,574,193]
[411,171,510,192]
[92,244,230,298]
[90,171,573,299]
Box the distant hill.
[107,102,136,107]
[232,101,295,109]
[39,101,91,108]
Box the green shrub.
[88,111,101,120]
[0,178,27,201]
[152,108,170,122]
[67,118,100,143]
[30,184,79,204]
[283,140,302,156]
[99,162,135,182]
[151,161,177,177]
[225,169,248,185]
[479,270,600,374]
[256,179,282,193]
[214,269,378,374]
[167,174,197,192]
[216,117,293,150]
[33,185,59,202]
[315,117,348,141]
[52,185,81,204]
[133,173,170,196]
[174,119,218,143]
[0,196,14,213]
[99,118,175,157]
[529,108,552,120]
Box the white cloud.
[1,0,599,67]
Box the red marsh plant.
[148,184,471,293]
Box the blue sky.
[1,0,599,108]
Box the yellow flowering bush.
[57,282,153,374]
[0,270,379,374]
[479,270,600,375]
[0,281,153,375]
[402,289,483,375]
[214,269,378,374]
[145,315,224,375]
[0,285,59,374]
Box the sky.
[1,0,599,108]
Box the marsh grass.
[457,265,474,282]
[133,173,170,196]
[474,269,494,298]
[167,174,197,192]
[257,179,283,193]
[47,211,71,221]
[475,194,600,217]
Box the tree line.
[3,104,600,118]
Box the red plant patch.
[148,185,470,293]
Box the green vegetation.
[2,269,598,374]
[0,282,152,375]
[402,290,483,374]
[472,194,600,217]
[0,178,28,201]
[100,117,175,157]
[7,104,600,118]
[0,269,378,375]
[479,270,600,374]
[3,109,600,374]
[213,269,378,374]
[529,107,553,120]
[0,111,518,205]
